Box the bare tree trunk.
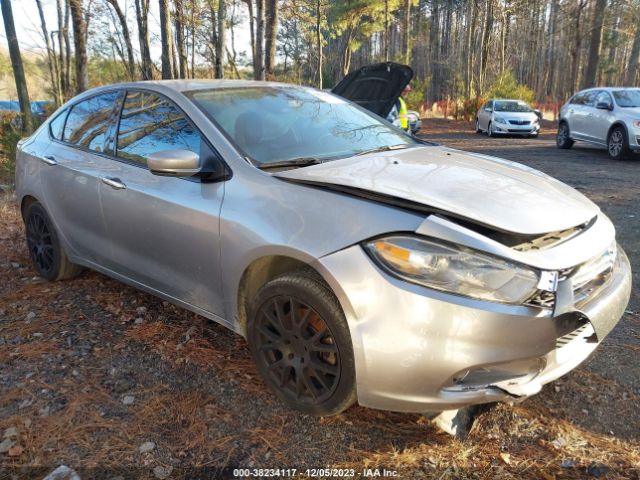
[215,0,226,78]
[106,0,136,80]
[1,0,32,132]
[570,0,587,91]
[626,26,640,85]
[401,0,411,64]
[174,0,188,78]
[583,0,607,88]
[255,0,265,80]
[159,0,174,79]
[35,0,62,105]
[68,0,89,93]
[383,0,389,61]
[241,0,257,75]
[64,1,71,93]
[264,0,278,78]
[315,0,322,88]
[135,0,153,79]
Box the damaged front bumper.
[314,241,631,413]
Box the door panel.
[99,89,226,316]
[39,91,122,264]
[99,164,225,315]
[585,91,614,144]
[40,143,114,264]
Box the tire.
[475,119,482,134]
[24,202,83,281]
[247,269,357,416]
[607,126,631,160]
[556,122,574,149]
[487,121,494,137]
[530,132,539,138]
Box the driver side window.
[116,91,201,165]
[484,101,493,111]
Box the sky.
[1,0,252,65]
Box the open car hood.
[274,146,599,236]
[331,62,413,118]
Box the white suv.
[557,88,640,160]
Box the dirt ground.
[1,119,639,479]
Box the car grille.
[508,120,531,125]
[555,323,589,349]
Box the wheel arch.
[236,254,329,336]
[607,121,629,142]
[20,195,39,220]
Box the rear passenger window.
[63,92,119,152]
[116,91,200,165]
[49,110,68,140]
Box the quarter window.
[116,91,201,165]
[49,109,68,140]
[63,92,119,152]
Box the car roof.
[490,99,528,102]
[82,79,299,95]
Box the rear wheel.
[556,122,574,149]
[475,119,482,133]
[24,202,83,281]
[607,126,631,160]
[248,270,356,416]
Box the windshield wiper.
[257,157,322,170]
[354,144,414,157]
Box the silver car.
[557,87,640,160]
[16,79,631,417]
[476,99,541,137]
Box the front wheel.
[247,270,357,416]
[556,122,574,149]
[24,202,84,281]
[487,121,495,137]
[607,126,631,160]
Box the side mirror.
[485,108,493,112]
[596,102,612,111]
[147,149,200,177]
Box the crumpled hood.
[274,146,599,236]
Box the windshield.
[493,101,532,113]
[189,86,418,165]
[612,89,640,108]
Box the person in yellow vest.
[397,84,411,131]
[388,84,412,131]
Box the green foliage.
[0,112,23,185]
[404,78,428,110]
[486,71,534,104]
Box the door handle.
[101,177,126,190]
[41,155,57,166]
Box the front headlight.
[364,236,540,304]
[494,116,507,124]
[633,120,640,129]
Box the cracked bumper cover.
[314,245,631,413]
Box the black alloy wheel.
[26,208,56,277]
[248,270,356,416]
[254,295,340,404]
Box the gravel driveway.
[0,119,638,479]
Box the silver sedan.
[16,80,631,416]
[476,99,541,137]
